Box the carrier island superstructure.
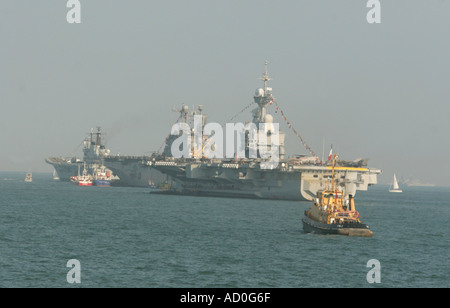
[141,64,381,201]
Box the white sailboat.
[389,174,402,193]
[53,169,60,180]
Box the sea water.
[0,171,448,288]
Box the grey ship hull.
[46,157,116,183]
[45,157,82,181]
[149,160,381,201]
[46,155,163,187]
[153,177,302,200]
[103,156,165,187]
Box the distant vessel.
[93,164,111,187]
[24,173,33,182]
[148,181,158,189]
[302,155,373,237]
[389,174,402,193]
[46,126,161,187]
[71,164,93,186]
[53,169,60,180]
[46,127,116,184]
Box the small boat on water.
[148,180,158,189]
[71,164,93,186]
[389,174,402,193]
[302,155,373,237]
[78,174,93,186]
[93,165,111,187]
[53,169,60,180]
[24,173,33,182]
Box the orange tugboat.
[302,155,373,237]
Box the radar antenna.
[258,60,272,90]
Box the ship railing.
[106,155,154,160]
[333,211,361,219]
[154,161,177,166]
[222,163,239,169]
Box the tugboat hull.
[302,213,373,237]
[94,179,111,187]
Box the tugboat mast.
[331,154,337,192]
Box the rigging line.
[190,102,254,158]
[271,100,322,164]
[157,101,254,155]
[190,101,255,158]
[225,101,254,124]
[67,139,85,158]
[157,114,183,154]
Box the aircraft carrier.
[139,63,382,201]
[45,126,164,187]
[45,127,116,182]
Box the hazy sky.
[1,1,450,186]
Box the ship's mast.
[254,60,273,124]
[90,128,94,144]
[96,127,102,146]
[259,60,271,92]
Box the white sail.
[389,173,402,192]
[393,174,399,190]
[53,169,60,180]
